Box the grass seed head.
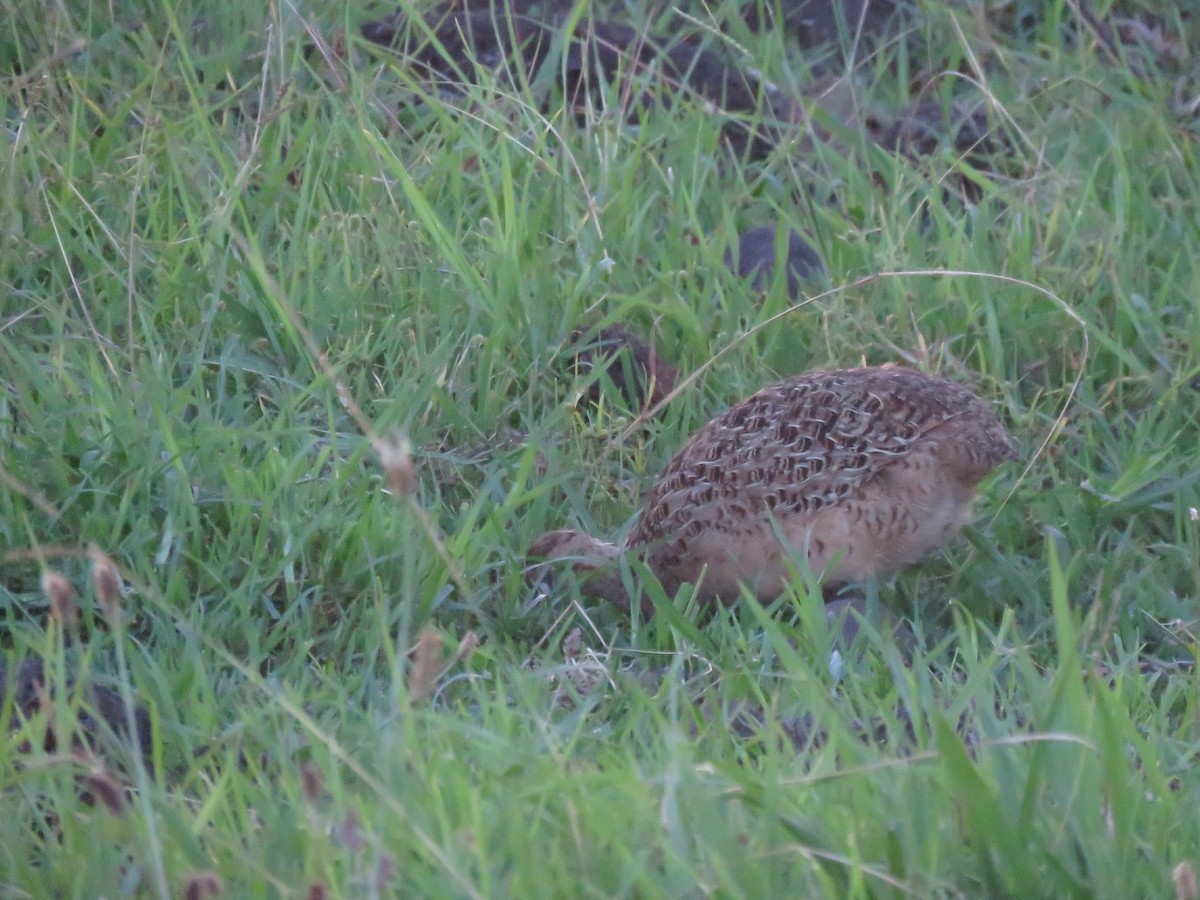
[41,570,77,630]
[451,630,479,666]
[408,626,443,703]
[1176,861,1199,900]
[300,761,324,805]
[88,545,123,625]
[378,434,417,496]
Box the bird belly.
[648,486,975,603]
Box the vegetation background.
[1,0,1198,896]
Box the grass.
[2,0,1199,896]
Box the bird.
[528,365,1017,616]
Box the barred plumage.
[529,365,1017,613]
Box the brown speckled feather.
[632,367,1011,544]
[529,365,1017,612]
